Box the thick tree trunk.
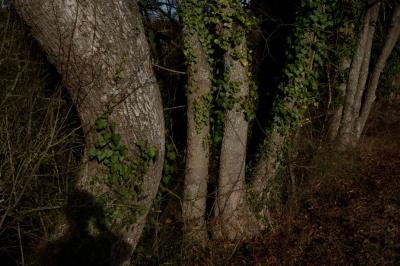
[356,4,400,139]
[181,8,211,244]
[14,0,164,264]
[213,41,259,240]
[337,4,378,149]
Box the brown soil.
[246,100,400,265]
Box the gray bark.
[181,28,211,245]
[213,41,259,240]
[327,58,351,142]
[356,3,400,139]
[353,4,380,119]
[337,4,376,149]
[14,0,165,264]
[251,127,285,199]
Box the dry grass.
[0,9,82,265]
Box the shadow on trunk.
[42,190,131,266]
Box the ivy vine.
[182,0,257,146]
[271,0,335,131]
[88,112,158,230]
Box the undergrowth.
[0,9,82,265]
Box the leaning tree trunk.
[251,125,285,226]
[356,3,400,139]
[213,39,259,241]
[251,0,332,225]
[14,0,164,264]
[335,3,400,148]
[180,0,212,246]
[336,3,380,149]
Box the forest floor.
[136,98,400,266]
[241,98,400,265]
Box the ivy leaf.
[104,149,114,159]
[96,135,108,148]
[163,174,171,185]
[88,148,98,159]
[112,133,121,146]
[95,118,108,131]
[103,132,112,141]
[167,151,176,161]
[97,151,107,162]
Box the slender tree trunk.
[180,0,212,245]
[14,0,165,264]
[214,41,259,240]
[353,4,379,119]
[356,4,400,139]
[327,58,351,142]
[335,3,400,147]
[337,4,378,149]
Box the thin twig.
[164,105,186,111]
[17,222,25,266]
[152,63,186,75]
[20,206,63,215]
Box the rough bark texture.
[182,32,211,245]
[337,5,375,149]
[14,0,165,264]
[356,4,400,138]
[214,41,259,240]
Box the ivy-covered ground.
[134,98,400,265]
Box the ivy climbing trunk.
[251,1,332,224]
[180,0,211,246]
[213,39,259,240]
[14,0,165,264]
[251,126,285,212]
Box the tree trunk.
[337,4,378,149]
[14,0,165,264]
[353,4,379,120]
[213,41,259,241]
[327,58,351,142]
[356,3,400,139]
[251,127,285,203]
[180,0,212,246]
